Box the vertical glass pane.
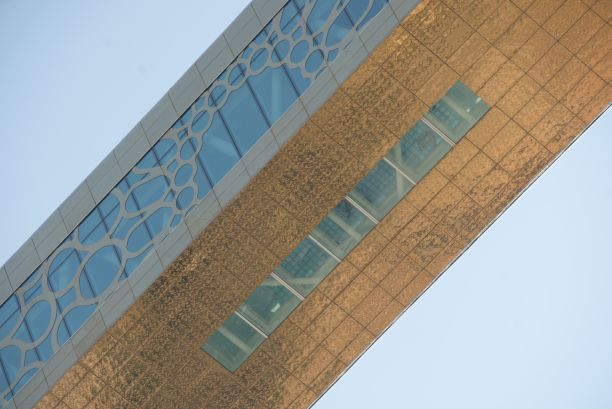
[349,160,413,220]
[311,199,375,258]
[247,66,298,124]
[238,276,301,334]
[220,84,269,155]
[275,238,338,296]
[198,113,240,184]
[425,81,489,142]
[202,313,265,372]
[386,121,452,182]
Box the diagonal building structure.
[0,0,610,408]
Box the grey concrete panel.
[184,192,221,237]
[69,310,106,355]
[243,131,279,177]
[300,68,340,117]
[85,151,122,202]
[42,347,78,393]
[168,64,207,116]
[252,0,286,25]
[0,267,12,305]
[31,210,68,266]
[157,222,193,268]
[223,5,263,56]
[59,181,95,233]
[329,37,369,87]
[5,239,40,290]
[215,169,250,208]
[13,369,48,409]
[98,281,135,329]
[195,36,234,86]
[129,254,164,300]
[389,0,420,21]
[358,6,400,54]
[270,100,309,147]
[113,124,151,174]
[140,94,179,146]
[41,340,76,381]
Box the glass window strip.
[234,311,268,339]
[202,80,489,371]
[269,272,305,301]
[306,234,342,263]
[420,116,456,147]
[343,195,379,224]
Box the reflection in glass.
[202,313,265,372]
[198,113,240,184]
[311,199,375,258]
[386,121,452,182]
[274,238,338,297]
[348,160,413,220]
[425,81,489,142]
[238,276,300,334]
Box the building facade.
[0,0,610,408]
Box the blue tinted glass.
[286,66,311,95]
[48,249,81,292]
[202,313,265,372]
[425,81,489,143]
[191,111,210,133]
[193,157,213,199]
[126,220,152,253]
[307,0,335,33]
[111,215,141,241]
[0,296,20,342]
[349,160,413,220]
[326,10,353,47]
[220,84,269,154]
[238,276,301,334]
[80,246,121,298]
[280,0,303,33]
[386,121,452,181]
[198,113,240,184]
[136,139,177,169]
[345,0,369,23]
[22,301,51,342]
[56,288,76,312]
[0,345,21,386]
[356,0,387,30]
[311,199,375,258]
[11,369,37,396]
[275,238,338,296]
[62,304,96,336]
[124,245,153,277]
[125,175,169,213]
[176,187,194,210]
[175,163,193,186]
[248,67,298,125]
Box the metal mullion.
[234,311,268,339]
[421,117,456,147]
[307,234,342,263]
[382,157,418,186]
[270,272,305,301]
[344,195,379,224]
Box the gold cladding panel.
[40,0,611,408]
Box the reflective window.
[198,113,240,184]
[425,81,489,142]
[349,160,413,220]
[386,121,452,182]
[311,199,375,258]
[275,238,338,297]
[219,82,269,155]
[248,66,298,125]
[202,313,265,372]
[238,276,300,334]
[78,194,120,245]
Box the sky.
[1,2,611,408]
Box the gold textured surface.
[37,0,611,408]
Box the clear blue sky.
[1,2,611,408]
